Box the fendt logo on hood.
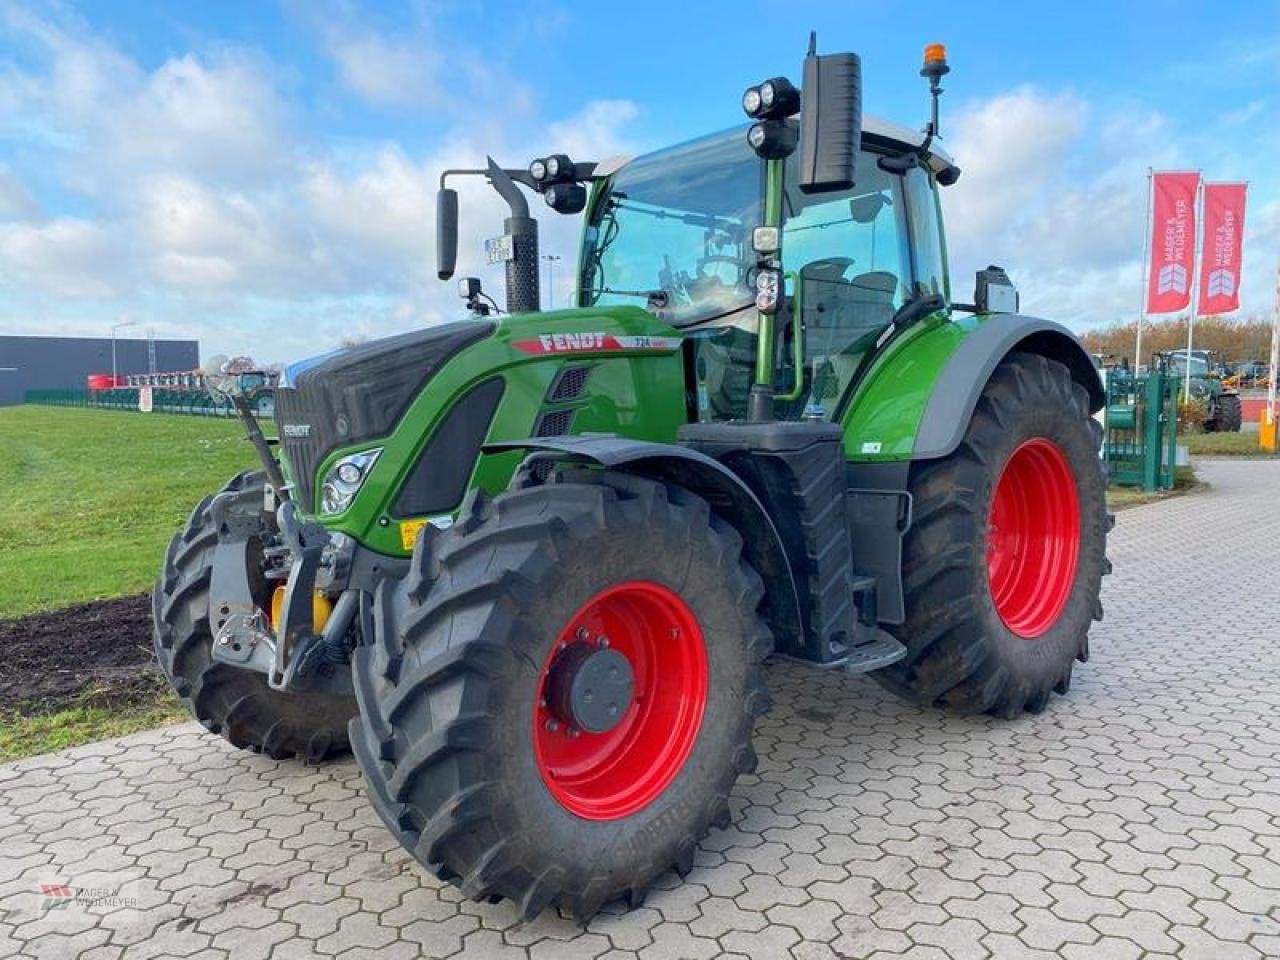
[513,333,682,355]
[282,423,312,438]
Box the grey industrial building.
[0,335,200,406]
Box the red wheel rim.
[533,581,707,820]
[986,438,1081,638]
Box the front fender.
[484,435,805,654]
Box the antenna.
[807,31,817,56]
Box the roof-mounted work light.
[529,153,575,185]
[742,77,800,120]
[746,120,798,160]
[544,181,587,214]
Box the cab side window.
[782,154,909,414]
[904,165,947,300]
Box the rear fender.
[842,313,1104,463]
[913,316,1104,460]
[484,436,804,652]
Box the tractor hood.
[274,321,495,511]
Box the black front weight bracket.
[208,495,355,697]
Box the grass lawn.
[0,685,187,763]
[1106,465,1200,511]
[1183,431,1276,458]
[0,406,257,618]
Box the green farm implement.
[153,37,1110,919]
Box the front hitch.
[207,489,357,696]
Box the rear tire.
[874,352,1110,717]
[152,471,355,761]
[1214,393,1243,432]
[349,470,772,920]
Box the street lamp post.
[111,320,137,385]
[542,255,561,310]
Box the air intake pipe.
[486,157,541,315]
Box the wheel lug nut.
[597,636,609,648]
[568,727,579,738]
[545,719,559,732]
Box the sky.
[0,0,1277,364]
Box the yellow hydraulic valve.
[270,586,333,634]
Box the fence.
[1103,368,1180,491]
[23,388,275,419]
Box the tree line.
[1080,315,1275,365]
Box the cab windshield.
[579,128,762,327]
[1168,352,1210,376]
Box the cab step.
[843,629,907,675]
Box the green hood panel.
[303,306,689,556]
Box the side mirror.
[437,188,459,280]
[797,38,862,194]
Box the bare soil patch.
[0,594,164,715]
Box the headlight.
[319,448,381,515]
[755,269,781,313]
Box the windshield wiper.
[593,287,670,308]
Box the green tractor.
[153,38,1110,920]
[1163,348,1243,432]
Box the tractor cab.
[577,118,956,422]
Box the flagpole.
[1269,259,1279,422]
[1135,168,1153,370]
[1183,176,1204,403]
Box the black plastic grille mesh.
[548,366,592,402]
[534,409,574,437]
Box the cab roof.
[862,115,959,181]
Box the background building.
[0,335,200,406]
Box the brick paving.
[2,458,1278,959]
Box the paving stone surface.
[3,459,1278,959]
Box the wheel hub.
[986,437,1081,638]
[532,580,708,821]
[545,643,635,735]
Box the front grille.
[274,391,326,511]
[274,321,494,511]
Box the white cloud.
[0,217,124,297]
[327,33,441,110]
[0,164,37,218]
[109,54,294,187]
[942,87,1087,253]
[302,147,434,268]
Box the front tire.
[349,471,772,920]
[875,352,1110,717]
[152,471,355,761]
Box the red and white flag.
[1196,182,1247,315]
[1146,172,1200,314]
